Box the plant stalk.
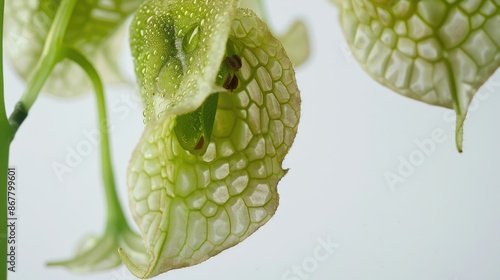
[62,48,128,232]
[11,0,77,137]
[0,0,10,278]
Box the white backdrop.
[6,0,500,279]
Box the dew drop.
[182,24,201,53]
[156,58,183,100]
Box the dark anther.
[194,136,205,150]
[228,75,239,92]
[223,74,233,90]
[225,54,242,71]
[222,54,242,92]
[223,75,239,92]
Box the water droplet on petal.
[182,24,201,53]
[156,58,183,101]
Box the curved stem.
[61,47,128,232]
[10,0,77,137]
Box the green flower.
[335,0,500,151]
[119,0,301,278]
[47,226,148,273]
[5,0,150,273]
[5,0,142,97]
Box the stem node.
[8,102,28,138]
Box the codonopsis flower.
[334,0,500,151]
[4,0,151,273]
[118,0,301,277]
[5,0,142,96]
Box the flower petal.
[5,0,142,96]
[278,19,311,66]
[240,0,311,66]
[120,8,300,278]
[48,229,148,273]
[336,0,500,151]
[130,0,239,123]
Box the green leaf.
[336,0,500,152]
[119,6,301,278]
[5,0,142,97]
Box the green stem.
[0,1,9,278]
[61,47,128,232]
[10,0,77,137]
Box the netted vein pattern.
[123,9,300,278]
[338,0,500,112]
